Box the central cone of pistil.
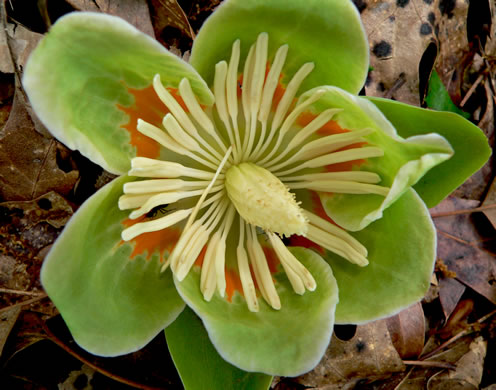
[225,162,308,236]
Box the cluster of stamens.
[118,33,390,312]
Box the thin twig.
[403,360,456,369]
[0,288,45,296]
[420,309,496,360]
[430,203,496,218]
[460,73,484,107]
[0,294,48,314]
[42,323,166,390]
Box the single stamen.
[247,225,281,310]
[226,40,243,155]
[215,204,236,297]
[281,171,382,184]
[214,61,239,162]
[129,157,217,180]
[288,180,390,196]
[123,179,210,194]
[241,33,268,160]
[121,208,191,241]
[273,146,384,177]
[235,219,259,312]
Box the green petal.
[175,247,338,376]
[23,12,213,175]
[41,175,185,356]
[368,97,491,207]
[331,189,435,323]
[190,0,368,94]
[298,86,453,231]
[165,307,273,390]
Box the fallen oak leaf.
[0,89,79,201]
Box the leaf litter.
[1,0,495,388]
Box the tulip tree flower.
[23,0,489,385]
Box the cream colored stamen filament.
[268,232,316,294]
[247,225,281,310]
[234,219,259,312]
[273,146,384,177]
[153,75,222,165]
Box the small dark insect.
[146,204,170,218]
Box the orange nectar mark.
[194,245,208,267]
[119,217,181,263]
[262,246,280,273]
[325,142,367,172]
[225,268,244,302]
[272,73,287,111]
[117,85,189,159]
[296,112,350,136]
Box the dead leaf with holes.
[361,0,437,106]
[0,89,79,201]
[295,319,404,388]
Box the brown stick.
[430,203,496,218]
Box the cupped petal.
[165,307,273,390]
[23,12,213,175]
[190,0,368,95]
[367,97,491,208]
[330,189,436,323]
[297,86,453,231]
[41,175,185,356]
[175,247,338,376]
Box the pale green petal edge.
[165,307,273,390]
[331,188,436,323]
[41,175,185,356]
[23,12,213,175]
[300,86,453,231]
[368,97,491,207]
[191,0,368,94]
[174,247,338,376]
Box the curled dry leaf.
[386,302,425,359]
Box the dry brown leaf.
[296,319,404,388]
[437,232,496,305]
[0,90,79,201]
[361,0,437,106]
[149,0,195,51]
[0,306,21,355]
[0,191,73,309]
[426,337,486,390]
[438,277,466,321]
[66,0,155,37]
[482,175,496,230]
[435,0,470,104]
[386,303,425,359]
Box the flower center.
[118,32,392,312]
[225,162,307,236]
